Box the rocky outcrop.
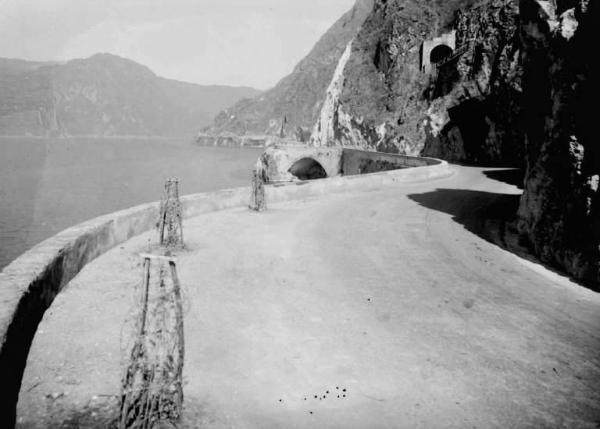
[330,0,475,154]
[326,0,521,159]
[203,0,520,157]
[343,0,597,285]
[0,54,260,137]
[309,41,373,148]
[309,42,353,147]
[299,0,519,156]
[206,0,374,139]
[303,0,598,286]
[309,40,397,149]
[516,0,599,286]
[421,0,523,165]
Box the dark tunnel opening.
[430,44,453,64]
[427,44,459,99]
[288,158,327,181]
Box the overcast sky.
[0,0,356,89]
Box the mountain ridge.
[0,53,261,137]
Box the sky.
[0,0,356,89]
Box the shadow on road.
[482,168,525,190]
[407,188,526,256]
[407,187,591,286]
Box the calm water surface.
[0,138,262,269]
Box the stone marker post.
[158,178,184,248]
[249,166,267,212]
[119,253,185,428]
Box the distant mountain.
[207,0,374,139]
[0,54,260,137]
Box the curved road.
[18,165,600,428]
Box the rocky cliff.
[420,0,522,164]
[311,0,523,158]
[226,0,595,285]
[321,0,598,286]
[517,0,599,286]
[206,0,374,140]
[0,54,260,137]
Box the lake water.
[0,138,262,270]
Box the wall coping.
[0,156,450,426]
[341,148,441,166]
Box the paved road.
[18,165,600,428]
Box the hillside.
[206,0,374,139]
[0,54,260,137]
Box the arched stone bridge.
[258,145,344,182]
[258,144,439,182]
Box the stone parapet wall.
[261,145,441,182]
[341,148,437,175]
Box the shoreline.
[0,135,274,149]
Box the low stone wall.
[341,148,438,175]
[0,157,450,426]
[261,145,440,182]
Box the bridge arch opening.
[288,157,327,181]
[430,44,453,64]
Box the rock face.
[303,0,598,286]
[207,0,374,139]
[324,0,521,158]
[516,0,599,286]
[260,0,596,286]
[205,0,520,157]
[309,41,368,147]
[0,54,260,137]
[421,0,523,165]
[331,0,451,153]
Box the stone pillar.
[249,167,267,212]
[119,254,185,428]
[158,178,184,248]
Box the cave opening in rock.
[288,158,327,181]
[430,44,453,64]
